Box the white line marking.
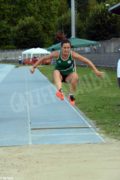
[24,68,32,145]
[32,132,102,137]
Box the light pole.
[71,0,75,38]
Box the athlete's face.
[61,43,71,56]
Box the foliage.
[76,13,86,38]
[1,0,120,48]
[0,0,69,49]
[96,0,106,3]
[85,2,120,40]
[29,0,62,46]
[56,10,71,39]
[0,21,12,49]
[13,17,44,48]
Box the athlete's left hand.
[94,70,104,78]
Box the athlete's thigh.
[53,70,62,81]
[65,72,78,82]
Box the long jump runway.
[0,64,105,146]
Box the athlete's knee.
[53,70,60,77]
[72,73,79,82]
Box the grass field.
[39,65,120,140]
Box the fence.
[0,49,120,68]
[77,52,120,68]
[0,49,23,62]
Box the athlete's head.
[61,39,71,47]
[61,39,71,55]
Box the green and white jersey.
[55,51,75,75]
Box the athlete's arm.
[72,51,104,78]
[30,51,59,73]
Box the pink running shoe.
[56,90,64,100]
[68,95,75,106]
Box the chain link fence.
[0,49,119,68]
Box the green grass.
[39,65,120,140]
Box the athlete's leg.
[53,70,64,100]
[53,70,62,90]
[66,72,79,93]
[65,72,79,105]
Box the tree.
[96,0,106,3]
[0,0,71,48]
[0,21,13,49]
[87,0,97,11]
[0,0,32,25]
[13,17,44,48]
[85,3,120,40]
[32,0,70,45]
[56,10,71,38]
[26,0,68,46]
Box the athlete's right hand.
[30,66,35,74]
